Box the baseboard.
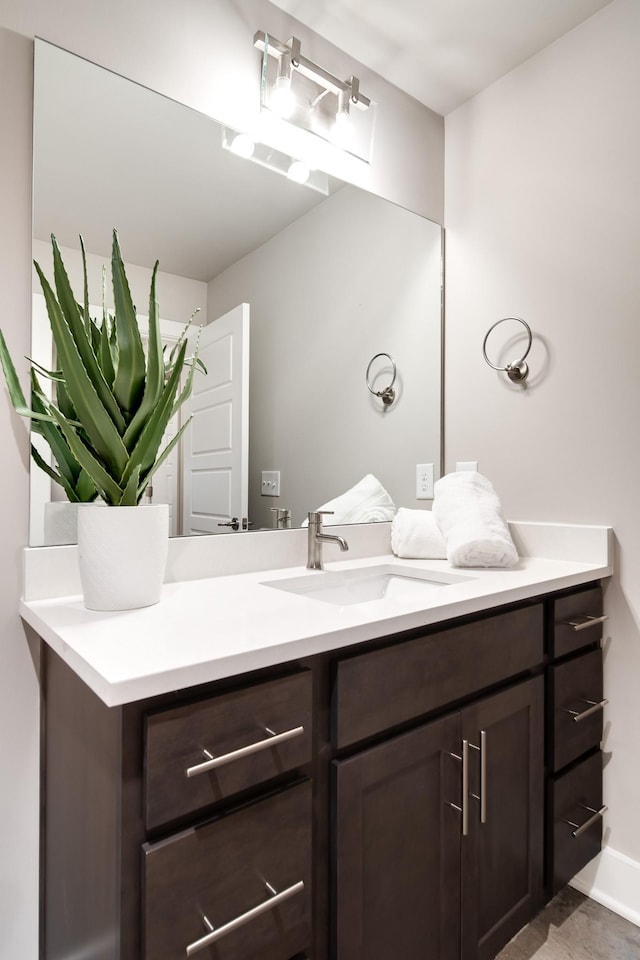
[570,846,640,927]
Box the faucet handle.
[308,510,334,523]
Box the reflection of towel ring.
[366,353,396,406]
[482,317,532,383]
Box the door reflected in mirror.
[31,40,443,545]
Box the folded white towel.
[302,474,396,526]
[391,508,447,559]
[432,472,518,568]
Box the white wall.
[445,0,640,921]
[0,2,443,955]
[207,186,442,528]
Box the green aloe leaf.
[49,237,127,433]
[122,260,163,450]
[30,444,78,502]
[49,407,124,504]
[34,262,129,478]
[111,230,146,414]
[138,415,192,500]
[120,339,187,488]
[79,236,92,335]
[118,464,140,506]
[98,316,115,387]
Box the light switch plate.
[261,470,280,496]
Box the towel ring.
[482,317,532,383]
[366,353,396,406]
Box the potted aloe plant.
[0,230,201,610]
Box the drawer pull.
[563,803,607,838]
[564,698,608,723]
[185,879,305,956]
[469,730,487,824]
[449,740,469,837]
[185,725,305,778]
[564,614,608,632]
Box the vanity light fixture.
[254,30,376,162]
[221,127,329,195]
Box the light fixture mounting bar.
[253,30,371,109]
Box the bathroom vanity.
[21,528,610,960]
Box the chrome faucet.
[307,511,349,570]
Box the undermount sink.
[262,564,475,606]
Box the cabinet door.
[461,677,544,960]
[333,713,461,960]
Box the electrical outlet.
[261,470,280,496]
[416,463,434,500]
[455,461,478,472]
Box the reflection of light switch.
[261,471,280,496]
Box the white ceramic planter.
[77,503,169,611]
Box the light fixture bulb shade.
[270,75,296,119]
[287,159,310,184]
[229,132,255,159]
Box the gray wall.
[445,0,640,913]
[207,185,442,528]
[0,1,443,954]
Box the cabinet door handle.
[186,880,305,956]
[563,699,608,723]
[563,803,607,838]
[564,614,608,632]
[185,725,305,778]
[469,730,487,823]
[449,739,469,836]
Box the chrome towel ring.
[482,317,532,383]
[366,352,397,406]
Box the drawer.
[552,648,604,772]
[145,671,312,830]
[334,604,543,748]
[143,781,312,960]
[553,586,605,658]
[551,751,603,894]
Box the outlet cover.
[416,463,434,500]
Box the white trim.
[570,846,640,928]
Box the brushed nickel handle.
[469,730,487,823]
[449,739,469,837]
[563,698,608,723]
[563,803,607,839]
[186,880,305,956]
[564,614,608,632]
[185,725,304,778]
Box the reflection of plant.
[0,230,201,505]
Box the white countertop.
[21,540,612,707]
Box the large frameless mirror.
[30,39,443,545]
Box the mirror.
[30,40,443,545]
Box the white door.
[182,303,250,535]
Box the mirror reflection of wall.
[31,39,442,545]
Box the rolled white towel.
[432,472,518,568]
[391,508,447,559]
[301,474,396,526]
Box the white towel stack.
[302,474,396,526]
[391,508,447,559]
[432,472,518,568]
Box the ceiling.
[267,0,614,115]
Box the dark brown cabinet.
[333,677,544,960]
[40,582,605,960]
[333,713,462,960]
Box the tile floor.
[495,887,640,960]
